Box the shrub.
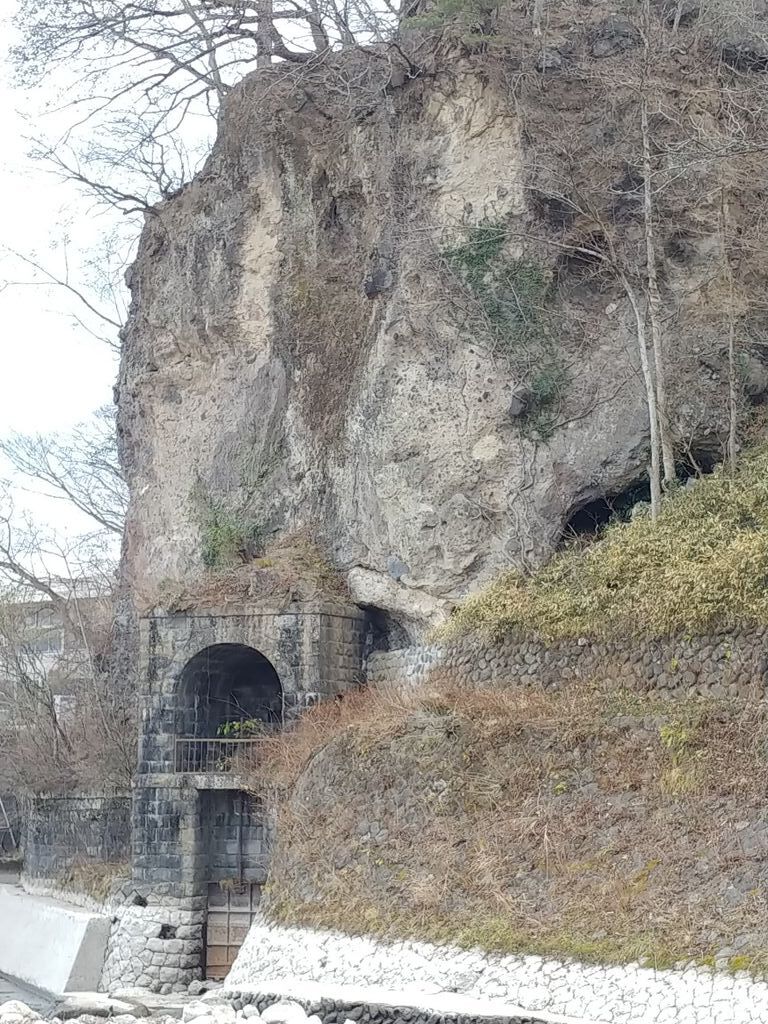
[446,443,768,640]
[443,222,566,439]
[199,502,264,568]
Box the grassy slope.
[256,682,768,974]
[445,444,768,641]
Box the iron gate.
[205,880,262,979]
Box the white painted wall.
[0,885,110,994]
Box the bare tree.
[0,475,134,792]
[640,0,676,487]
[0,575,135,794]
[11,0,402,199]
[0,407,127,536]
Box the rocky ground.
[1,995,312,1024]
[0,993,541,1024]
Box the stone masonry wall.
[100,880,205,994]
[23,793,131,883]
[139,606,366,778]
[107,603,366,995]
[104,784,207,993]
[366,627,768,698]
[202,791,272,884]
[225,921,768,1024]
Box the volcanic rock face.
[118,10,761,635]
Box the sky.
[0,27,119,436]
[0,4,123,541]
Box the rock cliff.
[117,2,768,635]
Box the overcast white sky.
[0,4,124,540]
[0,17,119,435]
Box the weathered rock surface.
[118,4,767,633]
[54,995,150,1020]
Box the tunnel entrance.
[177,643,283,738]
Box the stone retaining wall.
[23,793,131,883]
[217,988,550,1024]
[100,880,204,994]
[225,921,768,1024]
[367,627,768,698]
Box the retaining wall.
[366,627,768,698]
[225,921,768,1024]
[100,879,205,994]
[23,793,131,883]
[213,982,566,1024]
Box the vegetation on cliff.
[446,443,768,641]
[256,679,768,974]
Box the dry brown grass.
[153,529,349,613]
[57,859,130,904]
[256,679,768,972]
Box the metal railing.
[174,737,266,774]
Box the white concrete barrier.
[0,885,110,994]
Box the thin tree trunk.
[622,273,662,519]
[306,0,330,53]
[532,0,545,37]
[179,0,227,98]
[641,0,676,487]
[720,188,739,474]
[255,0,274,68]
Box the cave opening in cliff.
[560,480,652,546]
[363,606,412,654]
[560,453,718,547]
[177,643,283,738]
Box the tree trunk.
[622,274,663,519]
[641,0,676,487]
[255,0,274,68]
[532,0,545,37]
[306,0,330,53]
[672,0,685,32]
[721,188,739,474]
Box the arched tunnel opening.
[177,643,283,738]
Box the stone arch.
[176,643,283,737]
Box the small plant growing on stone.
[442,220,566,440]
[191,482,265,569]
[217,718,269,738]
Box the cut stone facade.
[101,604,768,994]
[104,601,366,993]
[22,793,131,884]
